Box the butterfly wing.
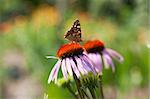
[64,20,82,42]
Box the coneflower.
[84,40,124,73]
[84,40,124,99]
[47,43,96,84]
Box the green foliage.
[0,0,148,98]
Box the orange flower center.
[57,43,84,58]
[84,40,105,54]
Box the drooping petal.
[54,61,62,83]
[48,59,61,84]
[61,59,68,80]
[79,55,92,71]
[80,59,92,72]
[46,56,58,59]
[87,53,93,59]
[75,56,88,75]
[81,54,96,74]
[78,58,89,74]
[103,53,115,72]
[94,53,103,73]
[103,55,110,69]
[69,57,80,78]
[87,53,98,72]
[105,48,124,62]
[66,58,73,76]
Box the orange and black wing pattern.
[64,19,82,42]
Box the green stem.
[82,89,90,99]
[99,55,105,99]
[66,83,77,98]
[89,87,96,99]
[99,75,104,99]
[73,72,84,99]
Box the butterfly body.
[64,19,82,42]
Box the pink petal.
[61,59,68,80]
[106,48,124,62]
[103,54,115,72]
[66,58,73,76]
[79,55,92,72]
[93,53,103,73]
[69,58,80,78]
[48,59,61,84]
[75,56,88,75]
[82,54,96,74]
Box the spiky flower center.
[84,40,105,54]
[57,43,84,58]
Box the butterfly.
[64,19,82,42]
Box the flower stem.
[89,87,96,99]
[99,55,105,99]
[66,83,77,98]
[73,72,84,99]
[99,75,104,99]
[82,89,90,99]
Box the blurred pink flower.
[84,40,124,73]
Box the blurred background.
[0,0,149,99]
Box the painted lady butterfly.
[64,19,82,42]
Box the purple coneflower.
[84,40,124,73]
[47,43,95,84]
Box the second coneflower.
[47,43,96,84]
[84,40,124,73]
